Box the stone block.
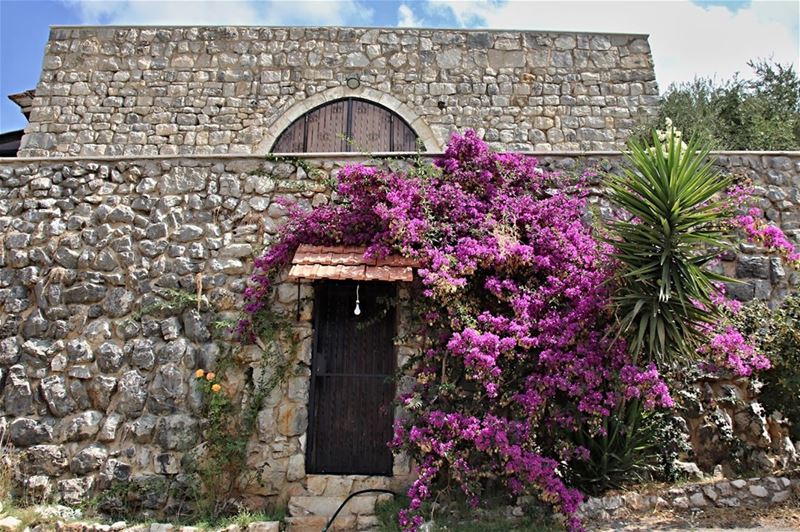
[246,523,280,532]
[487,50,525,68]
[688,492,707,507]
[323,476,354,496]
[307,476,327,496]
[9,418,52,446]
[284,516,329,532]
[736,256,771,279]
[277,403,308,436]
[771,490,790,503]
[289,496,345,517]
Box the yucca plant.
[605,119,735,367]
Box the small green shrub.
[731,294,800,439]
[568,401,689,495]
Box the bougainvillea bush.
[240,129,798,531]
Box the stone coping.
[48,24,651,38]
[2,150,799,164]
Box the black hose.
[321,488,396,531]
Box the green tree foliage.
[658,59,800,150]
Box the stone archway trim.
[256,86,442,154]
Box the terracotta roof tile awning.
[288,245,418,282]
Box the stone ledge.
[579,475,800,521]
[3,150,799,164]
[46,25,652,39]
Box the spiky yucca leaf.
[606,126,734,367]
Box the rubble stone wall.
[0,151,798,513]
[19,26,659,157]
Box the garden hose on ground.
[321,488,397,531]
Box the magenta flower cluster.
[736,207,800,266]
[699,326,771,376]
[239,131,782,531]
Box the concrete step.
[285,515,381,532]
[287,493,390,531]
[284,515,330,532]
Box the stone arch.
[256,86,442,154]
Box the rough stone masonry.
[1,23,799,530]
[20,26,659,156]
[0,151,798,526]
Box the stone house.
[0,24,798,531]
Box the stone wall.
[0,152,425,526]
[579,475,799,522]
[0,151,798,519]
[19,26,659,157]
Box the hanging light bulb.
[354,283,361,316]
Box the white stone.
[0,517,23,531]
[249,197,270,211]
[748,485,769,498]
[702,485,719,502]
[307,476,327,496]
[149,524,175,532]
[344,53,369,67]
[718,497,740,507]
[689,492,707,507]
[672,496,689,509]
[602,495,622,510]
[323,476,354,496]
[286,454,305,482]
[436,49,462,69]
[289,496,345,517]
[771,490,790,503]
[246,523,280,532]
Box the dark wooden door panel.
[393,115,418,151]
[351,100,392,152]
[306,99,347,152]
[307,281,396,475]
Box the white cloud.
[398,3,423,27]
[416,0,799,91]
[63,0,374,27]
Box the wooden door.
[307,281,396,475]
[271,98,419,153]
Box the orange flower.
[206,372,216,381]
[211,383,222,393]
[195,369,205,378]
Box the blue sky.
[1,0,798,132]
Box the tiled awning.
[287,245,417,282]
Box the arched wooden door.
[271,98,418,153]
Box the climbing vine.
[185,302,297,520]
[109,285,297,522]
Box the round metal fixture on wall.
[346,77,360,89]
